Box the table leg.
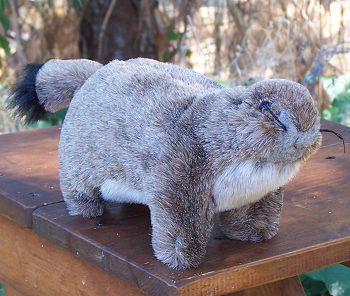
[1,281,25,296]
[231,276,305,296]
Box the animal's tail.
[7,59,102,123]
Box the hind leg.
[62,185,104,218]
[218,188,283,242]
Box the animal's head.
[238,79,321,163]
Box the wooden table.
[0,120,349,296]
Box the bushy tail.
[7,59,102,123]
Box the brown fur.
[219,188,283,242]
[11,58,321,269]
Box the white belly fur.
[100,179,149,205]
[213,160,300,212]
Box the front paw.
[152,235,205,269]
[219,189,283,243]
[220,222,279,242]
[149,195,215,269]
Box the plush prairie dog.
[8,58,321,269]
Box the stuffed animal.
[8,58,322,269]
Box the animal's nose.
[293,136,310,150]
[294,132,318,150]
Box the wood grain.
[0,214,144,296]
[0,126,62,226]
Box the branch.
[9,0,27,66]
[97,0,117,62]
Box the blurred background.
[1,0,350,132]
[0,0,350,295]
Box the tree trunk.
[79,0,165,63]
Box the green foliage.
[162,50,171,63]
[322,76,350,126]
[302,265,350,296]
[28,108,67,129]
[163,28,182,62]
[0,1,9,30]
[0,0,10,55]
[322,91,350,126]
[185,49,192,57]
[0,35,9,54]
[301,274,331,296]
[163,28,192,62]
[0,283,5,296]
[69,0,85,15]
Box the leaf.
[28,108,67,128]
[344,81,350,91]
[326,91,350,126]
[0,0,9,32]
[162,51,171,62]
[0,0,8,12]
[321,109,332,120]
[185,49,192,57]
[0,34,10,54]
[0,11,9,32]
[321,75,350,101]
[300,274,330,296]
[166,29,181,41]
[303,265,350,296]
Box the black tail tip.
[6,63,48,124]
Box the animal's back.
[59,58,222,195]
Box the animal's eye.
[259,100,272,111]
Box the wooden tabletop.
[1,120,350,295]
[0,126,62,226]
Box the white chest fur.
[100,179,149,205]
[213,160,300,212]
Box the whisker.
[320,128,346,153]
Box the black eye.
[259,100,272,111]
